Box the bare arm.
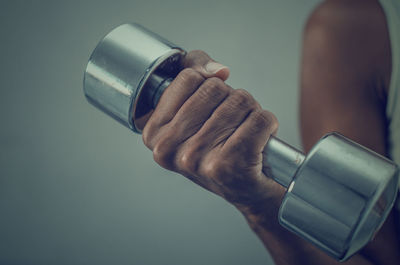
[141,0,399,264]
[299,0,399,264]
[241,0,399,264]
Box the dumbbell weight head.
[84,23,185,132]
[276,133,399,261]
[83,23,399,262]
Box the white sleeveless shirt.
[379,0,400,208]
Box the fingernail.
[205,62,228,74]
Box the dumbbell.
[83,23,399,261]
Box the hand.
[142,50,281,209]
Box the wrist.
[234,180,285,223]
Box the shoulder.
[299,0,392,152]
[305,0,387,36]
[302,0,391,99]
[304,0,389,60]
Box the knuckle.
[268,112,279,133]
[152,137,175,170]
[262,110,279,132]
[188,49,208,58]
[142,129,151,148]
[177,68,204,84]
[178,147,200,174]
[229,89,254,109]
[250,110,268,129]
[198,77,229,101]
[183,50,210,68]
[203,160,227,180]
[142,124,156,149]
[250,110,279,134]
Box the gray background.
[0,0,320,264]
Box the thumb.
[182,50,230,81]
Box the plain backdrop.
[0,1,321,264]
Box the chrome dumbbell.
[83,23,399,261]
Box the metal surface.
[83,23,185,132]
[278,133,399,261]
[263,136,305,187]
[83,23,400,262]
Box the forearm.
[235,184,374,265]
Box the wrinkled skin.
[142,50,282,210]
[141,0,400,262]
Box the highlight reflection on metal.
[272,133,399,261]
[83,23,399,262]
[83,23,185,131]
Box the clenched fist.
[142,50,281,210]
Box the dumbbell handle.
[263,136,305,187]
[152,76,305,188]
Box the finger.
[190,89,260,149]
[142,68,204,149]
[147,68,205,127]
[150,78,231,171]
[222,109,279,169]
[150,87,255,174]
[170,77,231,141]
[183,50,230,81]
